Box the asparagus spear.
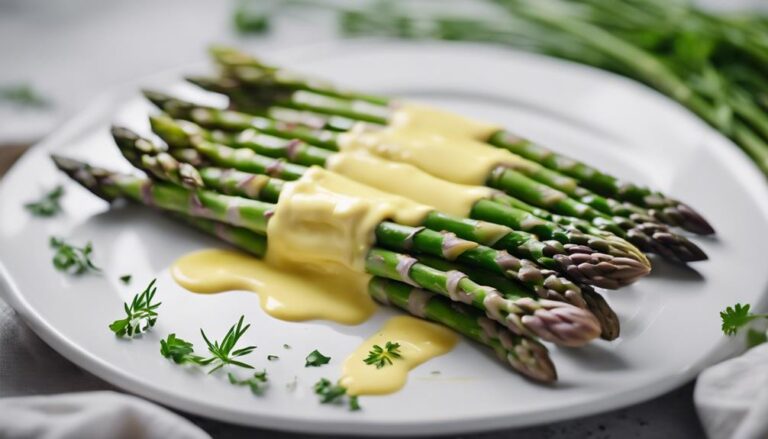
[144,96,702,263]
[155,208,561,382]
[123,124,649,289]
[52,155,601,346]
[207,48,714,235]
[415,254,619,341]
[205,77,711,238]
[368,277,557,383]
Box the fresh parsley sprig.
[721,303,768,347]
[228,370,268,395]
[314,378,360,411]
[160,333,205,364]
[109,279,161,338]
[364,341,402,369]
[199,315,256,374]
[50,237,100,274]
[305,349,331,367]
[25,185,64,217]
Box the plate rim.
[1,39,766,435]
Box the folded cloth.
[695,343,768,439]
[0,391,210,439]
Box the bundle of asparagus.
[51,47,712,384]
[172,48,713,262]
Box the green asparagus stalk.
[150,210,559,382]
[368,277,557,382]
[414,254,619,341]
[52,154,601,346]
[206,47,714,235]
[123,124,650,289]
[144,96,702,264]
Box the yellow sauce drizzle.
[337,104,552,186]
[389,104,501,140]
[172,249,374,324]
[340,316,458,396]
[326,151,494,217]
[171,168,432,325]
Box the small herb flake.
[305,349,331,367]
[267,355,279,361]
[109,279,161,338]
[364,341,402,369]
[431,370,441,375]
[119,274,132,285]
[50,237,100,275]
[283,344,291,349]
[198,315,256,374]
[160,333,204,364]
[313,378,360,411]
[0,84,49,108]
[228,370,268,395]
[25,185,64,217]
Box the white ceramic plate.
[1,42,767,436]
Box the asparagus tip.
[516,298,601,347]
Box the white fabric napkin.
[0,391,210,439]
[695,343,768,439]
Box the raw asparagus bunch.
[113,127,621,340]
[121,121,650,290]
[52,154,601,347]
[174,213,559,383]
[144,91,703,264]
[206,46,714,235]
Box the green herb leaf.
[25,185,64,217]
[305,349,331,367]
[109,279,161,338]
[283,344,291,349]
[267,355,279,361]
[49,237,100,275]
[363,341,402,369]
[120,274,132,285]
[313,378,360,411]
[721,303,760,336]
[199,315,256,374]
[228,370,268,395]
[349,395,361,411]
[233,3,271,35]
[160,333,205,364]
[0,84,49,108]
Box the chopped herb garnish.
[0,84,49,108]
[431,370,441,375]
[267,355,279,361]
[349,396,361,411]
[314,378,360,411]
[233,3,270,34]
[305,349,331,367]
[198,315,256,374]
[228,370,268,395]
[721,303,768,347]
[50,237,100,274]
[283,344,291,349]
[109,279,161,338]
[160,333,204,364]
[119,274,132,285]
[364,341,402,369]
[25,185,64,217]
